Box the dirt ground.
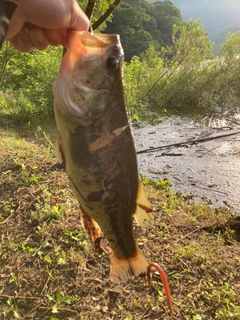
[0,123,240,320]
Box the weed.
[0,298,20,318]
[47,291,79,314]
[63,230,85,242]
[35,126,56,156]
[33,203,67,221]
[0,130,239,319]
[156,179,172,190]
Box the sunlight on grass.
[0,128,239,319]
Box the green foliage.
[149,19,215,113]
[146,0,182,47]
[0,43,62,120]
[1,4,240,123]
[0,0,121,122]
[124,45,164,120]
[78,0,120,30]
[124,19,240,118]
[104,0,182,61]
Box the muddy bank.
[133,116,240,214]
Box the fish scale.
[69,124,138,258]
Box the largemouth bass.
[53,31,152,283]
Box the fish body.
[53,31,152,282]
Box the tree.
[78,0,122,30]
[124,19,240,119]
[103,0,183,61]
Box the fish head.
[54,31,124,122]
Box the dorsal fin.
[134,181,152,228]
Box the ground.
[134,116,240,213]
[0,123,240,320]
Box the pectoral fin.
[88,125,128,152]
[134,181,152,228]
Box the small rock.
[102,306,108,313]
[162,169,169,174]
[208,183,217,188]
[95,305,101,311]
[92,297,100,301]
[233,147,240,155]
[148,165,162,174]
[152,305,161,313]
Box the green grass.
[0,126,239,319]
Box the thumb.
[68,1,89,32]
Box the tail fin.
[110,247,148,283]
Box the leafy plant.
[0,43,62,120]
[124,19,240,119]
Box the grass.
[0,124,240,319]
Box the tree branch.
[136,130,240,154]
[92,0,122,30]
[85,0,96,21]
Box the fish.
[53,31,152,283]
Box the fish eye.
[106,57,119,71]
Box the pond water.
[133,115,240,214]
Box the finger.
[58,29,69,48]
[6,9,24,39]
[44,29,62,46]
[27,25,49,50]
[69,1,89,31]
[8,26,35,52]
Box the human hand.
[6,0,89,52]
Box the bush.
[124,45,164,121]
[0,43,62,120]
[124,20,240,119]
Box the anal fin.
[80,206,103,253]
[134,180,152,228]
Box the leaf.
[52,304,58,314]
[44,255,52,264]
[63,295,72,304]
[13,310,20,318]
[57,257,66,266]
[47,295,55,301]
[42,240,50,248]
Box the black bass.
[53,31,152,283]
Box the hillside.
[212,26,240,46]
[148,0,240,41]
